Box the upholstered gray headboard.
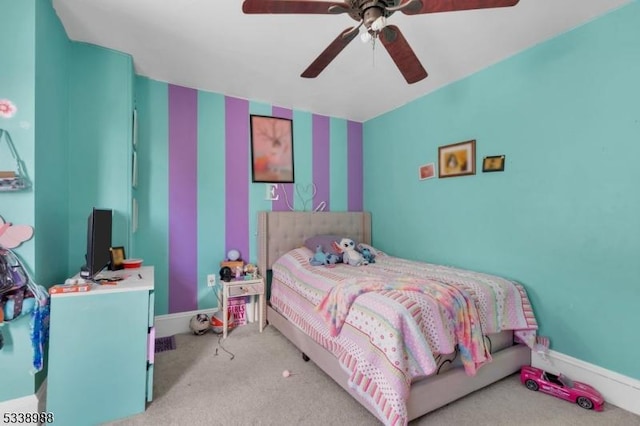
[257,211,371,277]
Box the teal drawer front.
[148,290,155,327]
[146,363,154,402]
[47,291,148,425]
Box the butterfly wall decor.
[0,216,34,249]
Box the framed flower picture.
[250,115,294,183]
[419,163,435,180]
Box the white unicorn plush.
[332,238,368,266]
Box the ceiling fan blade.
[401,0,519,15]
[379,25,428,84]
[242,0,351,14]
[301,27,359,79]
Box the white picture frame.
[132,151,138,188]
[132,108,138,149]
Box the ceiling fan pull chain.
[372,35,377,69]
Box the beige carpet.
[108,323,640,426]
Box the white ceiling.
[52,0,630,122]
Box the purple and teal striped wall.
[135,78,363,315]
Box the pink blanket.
[317,276,491,375]
[272,248,538,426]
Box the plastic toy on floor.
[520,365,604,411]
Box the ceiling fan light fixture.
[362,4,384,29]
[360,31,373,43]
[370,16,387,32]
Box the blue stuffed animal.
[357,243,376,264]
[309,245,329,266]
[359,247,376,264]
[326,254,340,265]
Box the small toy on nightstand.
[520,365,604,411]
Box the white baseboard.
[532,350,640,416]
[154,297,260,338]
[154,308,218,338]
[0,379,46,422]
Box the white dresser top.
[53,265,154,297]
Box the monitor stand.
[80,265,90,279]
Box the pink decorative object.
[0,216,34,249]
[227,297,247,326]
[520,366,604,411]
[0,99,17,118]
[282,369,291,378]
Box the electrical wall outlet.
[207,274,216,288]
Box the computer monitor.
[81,208,113,279]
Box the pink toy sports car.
[520,366,604,411]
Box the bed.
[257,211,537,425]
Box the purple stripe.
[168,85,198,313]
[225,97,250,262]
[313,115,330,210]
[272,106,293,211]
[348,121,363,211]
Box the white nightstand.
[221,275,265,339]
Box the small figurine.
[244,263,258,279]
[219,266,232,282]
[520,366,604,411]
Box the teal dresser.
[46,266,155,425]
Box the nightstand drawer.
[228,282,264,297]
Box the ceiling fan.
[242,0,520,84]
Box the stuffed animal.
[309,245,329,266]
[358,246,376,264]
[333,238,368,266]
[326,254,340,265]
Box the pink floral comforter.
[271,247,538,425]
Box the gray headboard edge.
[257,211,371,277]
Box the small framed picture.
[419,163,435,180]
[482,155,505,173]
[438,140,476,178]
[110,246,126,270]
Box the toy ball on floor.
[210,310,234,334]
[189,313,211,335]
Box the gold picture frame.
[438,139,476,178]
[482,155,505,173]
[109,246,126,270]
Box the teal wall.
[0,0,39,402]
[35,0,71,307]
[0,0,36,267]
[66,42,133,274]
[1,0,134,402]
[133,78,363,316]
[0,0,71,401]
[364,2,640,380]
[32,0,72,393]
